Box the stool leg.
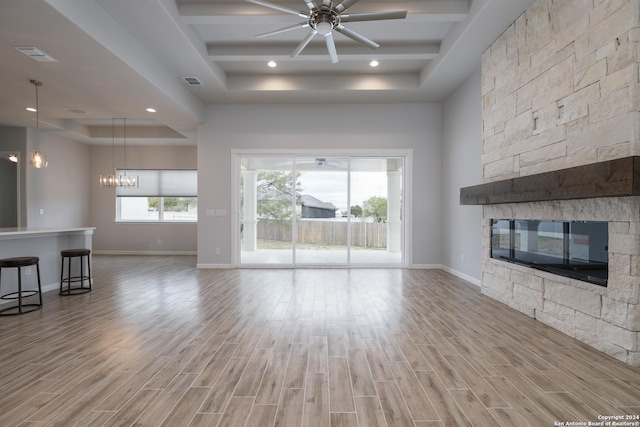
[67,256,71,294]
[17,266,22,314]
[36,262,42,307]
[87,254,92,290]
[60,256,64,295]
[80,255,85,289]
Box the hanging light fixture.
[99,118,138,188]
[99,118,119,187]
[117,118,138,188]
[29,79,48,168]
[8,154,18,163]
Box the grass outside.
[255,239,384,251]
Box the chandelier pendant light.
[100,118,138,188]
[29,79,48,169]
[99,118,119,187]
[118,118,138,188]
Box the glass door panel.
[238,154,404,267]
[350,158,403,265]
[240,156,295,265]
[295,156,348,265]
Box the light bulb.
[316,21,332,36]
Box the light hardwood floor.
[0,255,639,426]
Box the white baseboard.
[441,265,481,287]
[93,250,197,256]
[196,263,233,269]
[410,264,442,269]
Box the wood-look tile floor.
[0,256,639,427]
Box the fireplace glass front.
[491,219,608,286]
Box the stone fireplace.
[465,0,640,366]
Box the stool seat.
[0,256,42,316]
[60,249,92,296]
[61,249,90,257]
[0,256,39,268]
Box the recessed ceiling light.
[26,107,37,112]
[370,60,379,67]
[268,61,277,68]
[146,107,157,113]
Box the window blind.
[116,170,197,197]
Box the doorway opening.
[236,152,408,267]
[0,151,20,227]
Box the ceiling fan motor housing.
[309,7,340,35]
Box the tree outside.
[363,196,387,223]
[256,171,302,220]
[350,204,363,217]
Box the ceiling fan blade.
[334,0,360,13]
[256,22,309,38]
[340,11,407,22]
[291,29,317,57]
[323,0,332,6]
[324,32,339,64]
[247,0,308,18]
[335,24,379,50]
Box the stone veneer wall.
[481,0,640,365]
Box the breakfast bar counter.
[0,227,95,295]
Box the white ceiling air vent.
[183,77,203,86]
[14,47,58,62]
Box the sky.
[298,170,389,212]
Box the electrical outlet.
[25,266,32,276]
[215,248,220,255]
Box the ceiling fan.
[247,0,408,63]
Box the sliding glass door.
[238,154,404,267]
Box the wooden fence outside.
[256,219,387,248]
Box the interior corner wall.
[441,67,483,284]
[89,145,197,254]
[26,129,90,228]
[196,103,442,267]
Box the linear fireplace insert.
[491,219,608,286]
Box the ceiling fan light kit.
[248,0,407,63]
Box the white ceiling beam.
[208,42,439,61]
[179,1,469,24]
[227,73,419,92]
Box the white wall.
[26,129,91,228]
[89,145,197,253]
[441,68,483,284]
[197,103,442,267]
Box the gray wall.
[196,103,443,267]
[26,129,91,228]
[89,145,197,253]
[441,68,483,284]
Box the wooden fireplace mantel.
[460,156,640,205]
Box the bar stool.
[0,256,43,316]
[60,249,92,296]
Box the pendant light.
[117,118,138,188]
[99,118,118,187]
[29,79,48,168]
[99,118,138,188]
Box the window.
[116,170,197,222]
